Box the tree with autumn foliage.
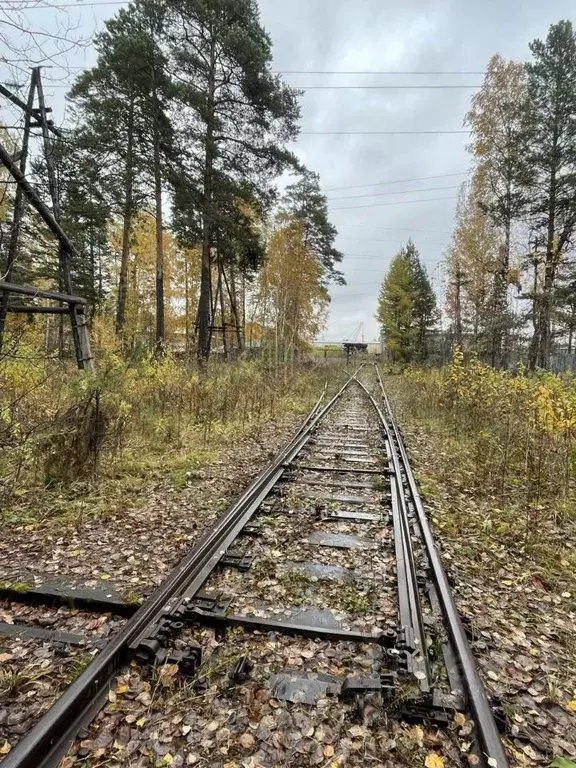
[445,175,501,354]
[253,217,328,363]
[465,54,529,367]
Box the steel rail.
[352,377,431,689]
[374,367,509,768]
[3,368,361,768]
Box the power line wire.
[335,223,452,234]
[299,85,483,90]
[338,236,450,245]
[29,83,485,90]
[330,195,458,211]
[301,130,470,135]
[276,70,485,76]
[326,183,460,202]
[324,171,467,192]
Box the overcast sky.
[3,0,575,341]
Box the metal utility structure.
[343,322,368,359]
[0,67,94,373]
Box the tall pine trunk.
[116,95,135,335]
[197,39,216,363]
[153,120,165,350]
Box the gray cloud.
[259,0,575,341]
[3,0,573,343]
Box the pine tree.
[524,20,576,369]
[402,239,437,360]
[69,0,175,344]
[376,252,416,363]
[280,170,345,284]
[167,0,300,361]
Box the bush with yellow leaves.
[0,323,326,510]
[404,350,576,506]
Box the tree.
[524,20,576,369]
[376,251,416,363]
[466,54,529,367]
[402,239,437,360]
[445,175,500,354]
[280,170,345,284]
[69,0,175,345]
[167,0,300,361]
[255,217,328,363]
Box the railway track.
[0,366,509,768]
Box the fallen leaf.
[350,740,363,751]
[163,755,174,766]
[454,712,466,728]
[567,700,576,712]
[159,663,179,686]
[324,745,335,758]
[238,733,255,750]
[425,754,444,768]
[0,613,14,625]
[411,725,424,745]
[0,742,11,755]
[0,653,13,663]
[487,759,498,768]
[136,717,146,727]
[100,574,111,580]
[550,760,576,768]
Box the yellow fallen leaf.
[454,712,466,728]
[324,745,335,757]
[238,733,254,750]
[163,755,174,766]
[100,574,111,580]
[425,754,445,768]
[567,699,576,712]
[0,742,11,755]
[108,690,117,703]
[116,684,129,694]
[136,717,146,727]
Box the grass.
[383,369,576,602]
[0,358,348,533]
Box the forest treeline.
[447,19,576,370]
[378,20,576,370]
[0,0,342,363]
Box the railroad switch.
[340,673,398,720]
[340,673,397,701]
[241,520,263,536]
[229,655,254,683]
[134,612,204,676]
[219,549,254,572]
[181,590,233,616]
